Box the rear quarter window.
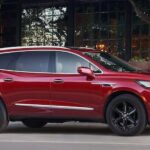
[0,53,19,70]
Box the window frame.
[14,51,52,73]
[0,50,103,74]
[55,51,102,74]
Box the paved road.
[0,122,150,150]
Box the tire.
[106,94,146,136]
[0,101,9,132]
[22,120,47,128]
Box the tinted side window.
[15,51,51,72]
[56,52,99,73]
[0,53,19,70]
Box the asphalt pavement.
[0,122,150,150]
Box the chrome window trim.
[15,103,94,111]
[91,82,116,87]
[0,49,103,74]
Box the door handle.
[3,78,13,82]
[53,79,64,83]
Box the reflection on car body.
[0,46,149,136]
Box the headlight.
[137,81,150,88]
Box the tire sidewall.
[0,101,8,132]
[106,94,146,136]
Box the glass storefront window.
[131,12,150,60]
[21,6,67,46]
[18,0,149,60]
[75,1,126,57]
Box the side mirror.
[78,67,95,80]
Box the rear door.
[1,51,54,117]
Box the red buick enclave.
[0,46,149,136]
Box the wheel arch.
[103,91,148,123]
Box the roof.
[0,46,70,53]
[0,46,100,53]
[0,46,69,51]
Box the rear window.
[0,51,56,73]
[14,51,50,72]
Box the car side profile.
[0,46,149,136]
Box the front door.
[50,51,103,120]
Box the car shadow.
[4,122,150,136]
[4,122,112,135]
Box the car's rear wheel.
[106,94,147,136]
[0,101,9,132]
[22,120,47,128]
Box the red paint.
[0,46,149,121]
[78,67,95,80]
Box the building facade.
[0,0,150,60]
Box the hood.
[101,71,150,81]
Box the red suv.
[0,46,149,136]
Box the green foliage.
[130,56,150,62]
[21,7,67,46]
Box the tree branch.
[129,0,150,24]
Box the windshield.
[83,52,140,72]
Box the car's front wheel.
[106,94,147,136]
[22,120,47,128]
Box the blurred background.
[0,0,149,70]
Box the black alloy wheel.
[106,94,147,136]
